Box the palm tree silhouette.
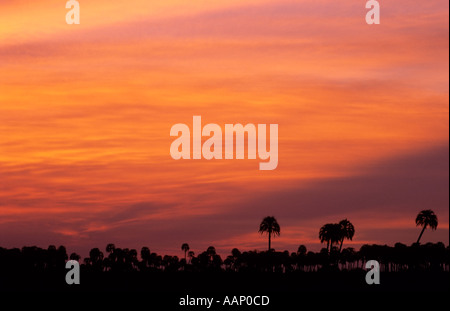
[181,243,190,261]
[258,216,280,251]
[207,246,216,257]
[141,247,151,268]
[319,224,331,252]
[89,248,104,271]
[106,243,115,254]
[415,210,438,244]
[297,245,307,256]
[319,223,341,254]
[338,219,355,252]
[69,252,81,261]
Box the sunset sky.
[0,0,448,258]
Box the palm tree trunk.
[339,239,344,252]
[416,225,427,244]
[327,240,330,253]
[268,233,271,251]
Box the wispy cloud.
[0,0,448,256]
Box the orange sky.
[0,0,448,257]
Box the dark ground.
[1,269,448,292]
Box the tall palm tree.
[319,223,341,254]
[258,216,281,251]
[338,219,355,252]
[181,243,190,261]
[415,210,438,244]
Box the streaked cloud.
[0,0,448,257]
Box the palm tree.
[69,252,81,261]
[297,245,307,256]
[181,243,190,261]
[141,247,151,268]
[415,210,438,244]
[89,248,104,271]
[231,248,241,271]
[338,219,355,252]
[106,243,116,254]
[231,248,241,258]
[105,243,116,270]
[207,246,216,257]
[258,216,281,251]
[89,248,103,263]
[319,223,341,254]
[319,224,331,252]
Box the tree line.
[0,210,447,274]
[0,241,449,275]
